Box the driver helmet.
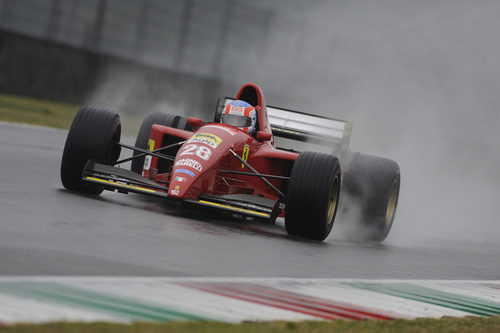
[221,100,257,135]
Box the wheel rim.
[385,178,399,227]
[327,175,340,224]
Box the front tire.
[285,152,341,241]
[340,153,400,242]
[60,106,121,195]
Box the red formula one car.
[61,83,400,241]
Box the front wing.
[82,161,274,219]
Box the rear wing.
[218,97,352,155]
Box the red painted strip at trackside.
[179,282,395,320]
[485,283,500,290]
[238,283,396,320]
[216,283,394,320]
[180,283,343,320]
[213,284,382,320]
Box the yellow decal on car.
[188,132,222,149]
[84,176,156,193]
[198,200,270,217]
[241,145,250,169]
[143,139,155,172]
[148,139,155,150]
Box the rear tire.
[131,112,189,174]
[61,106,121,195]
[285,152,341,241]
[340,153,400,242]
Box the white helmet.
[221,100,257,134]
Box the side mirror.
[256,131,272,141]
[187,117,204,129]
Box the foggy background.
[1,0,499,245]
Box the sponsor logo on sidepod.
[174,169,195,177]
[175,158,203,172]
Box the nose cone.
[168,166,198,197]
[168,124,248,198]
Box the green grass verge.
[0,94,142,136]
[0,94,78,129]
[0,317,499,333]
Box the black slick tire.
[285,152,341,241]
[131,112,189,174]
[341,153,400,242]
[60,106,121,195]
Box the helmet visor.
[221,113,252,127]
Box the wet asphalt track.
[0,122,498,278]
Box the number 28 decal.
[179,144,212,161]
